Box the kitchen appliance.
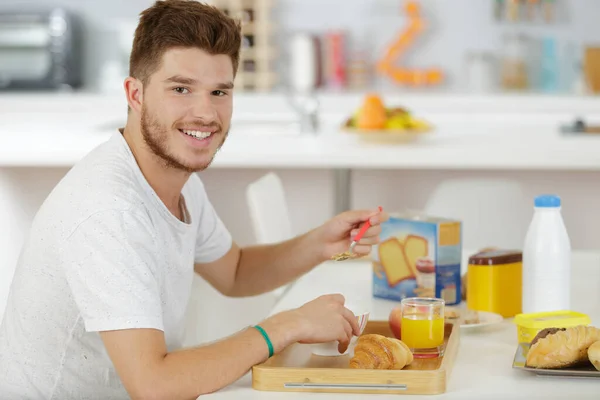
[285,32,321,133]
[464,52,496,93]
[0,8,82,90]
[288,32,320,93]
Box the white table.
[205,250,600,399]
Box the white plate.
[445,306,504,330]
[460,310,504,330]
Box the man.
[0,1,387,399]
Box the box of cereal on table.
[371,212,463,305]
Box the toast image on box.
[378,238,415,287]
[404,234,428,275]
[396,235,407,246]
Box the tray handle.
[284,381,407,391]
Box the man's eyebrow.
[163,75,234,90]
[163,75,197,85]
[216,81,234,90]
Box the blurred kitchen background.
[1,0,600,343]
[1,0,599,93]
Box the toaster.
[0,8,82,90]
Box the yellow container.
[467,249,522,317]
[513,310,591,343]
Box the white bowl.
[310,305,370,357]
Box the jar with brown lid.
[467,249,523,317]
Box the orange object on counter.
[467,249,522,318]
[356,94,387,130]
[377,0,444,87]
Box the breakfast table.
[204,250,600,399]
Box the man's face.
[139,47,234,172]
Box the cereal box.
[371,212,462,305]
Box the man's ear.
[124,77,143,114]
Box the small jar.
[467,249,523,317]
[415,257,435,294]
[465,52,496,93]
[500,33,529,91]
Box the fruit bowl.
[342,95,434,143]
[342,124,432,144]
[342,119,433,144]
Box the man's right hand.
[260,293,361,354]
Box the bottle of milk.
[522,194,571,313]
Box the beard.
[140,104,227,173]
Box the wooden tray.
[252,320,460,395]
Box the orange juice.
[401,315,445,349]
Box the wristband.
[252,325,274,358]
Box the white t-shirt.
[0,131,232,399]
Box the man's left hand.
[314,208,389,260]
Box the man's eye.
[174,87,189,94]
[212,90,226,96]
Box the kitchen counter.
[4,122,600,170]
[202,250,600,399]
[2,92,600,170]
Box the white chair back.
[424,178,528,256]
[246,172,294,299]
[246,172,293,244]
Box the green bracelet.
[252,325,274,358]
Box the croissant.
[588,341,600,371]
[526,325,600,369]
[349,334,413,370]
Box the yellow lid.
[513,310,591,329]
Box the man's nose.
[192,93,218,123]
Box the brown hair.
[129,0,241,85]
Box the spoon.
[331,206,383,261]
[349,206,383,254]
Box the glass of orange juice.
[400,297,445,358]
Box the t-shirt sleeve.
[193,180,233,264]
[60,210,164,333]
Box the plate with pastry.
[444,307,503,330]
[512,325,600,377]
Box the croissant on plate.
[587,341,600,371]
[526,325,600,369]
[349,334,413,370]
